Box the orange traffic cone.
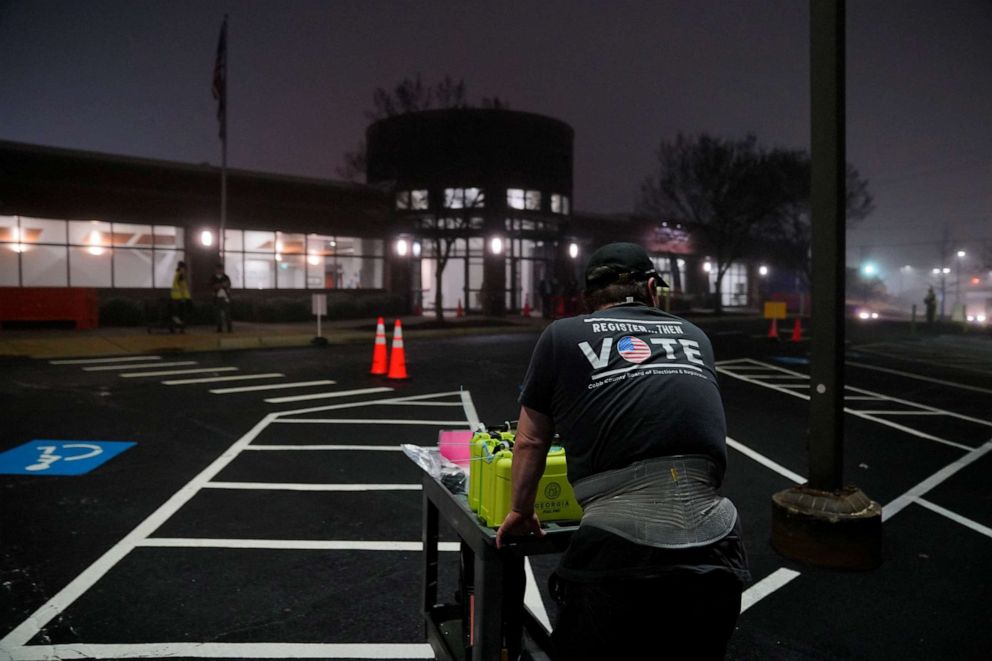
[456,299,464,318]
[767,318,779,340]
[387,319,409,380]
[521,295,532,317]
[370,316,388,375]
[791,317,803,342]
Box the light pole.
[955,250,966,317]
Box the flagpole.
[219,15,228,256]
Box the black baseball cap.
[584,242,668,289]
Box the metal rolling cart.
[417,464,577,661]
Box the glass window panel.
[244,255,274,289]
[411,189,429,210]
[20,216,67,245]
[307,234,334,257]
[68,220,112,251]
[69,246,111,286]
[276,232,306,255]
[465,188,484,208]
[444,188,464,209]
[468,237,484,255]
[360,238,384,257]
[562,196,570,215]
[220,251,244,288]
[113,248,153,287]
[245,230,275,253]
[333,236,360,256]
[21,245,67,286]
[507,189,525,210]
[111,223,152,247]
[154,250,184,288]
[396,191,411,210]
[0,215,17,243]
[223,230,243,251]
[551,194,562,214]
[305,252,325,288]
[0,246,18,285]
[153,225,184,248]
[336,255,382,289]
[276,254,305,288]
[525,190,542,210]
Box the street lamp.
[954,250,967,316]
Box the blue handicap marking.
[0,440,136,476]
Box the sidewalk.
[0,314,550,360]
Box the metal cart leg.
[422,489,439,631]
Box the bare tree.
[337,75,471,180]
[638,133,785,314]
[764,150,874,288]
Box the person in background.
[496,242,750,660]
[924,286,937,325]
[211,262,233,333]
[169,261,192,331]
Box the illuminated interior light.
[703,261,712,273]
[200,230,214,247]
[307,253,320,266]
[758,265,769,276]
[395,239,408,256]
[275,240,284,252]
[87,230,105,255]
[942,267,951,274]
[490,237,503,255]
[568,242,579,259]
[275,253,282,262]
[412,241,422,258]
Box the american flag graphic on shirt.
[617,336,651,364]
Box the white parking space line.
[210,379,336,394]
[740,568,801,614]
[524,557,552,633]
[718,359,987,450]
[245,444,402,451]
[121,367,239,378]
[883,440,992,521]
[855,346,992,377]
[7,642,435,659]
[204,481,421,491]
[844,395,886,401]
[855,410,944,416]
[271,390,467,419]
[50,355,163,365]
[460,390,482,431]
[274,418,475,426]
[139,538,461,552]
[83,361,197,371]
[163,373,285,385]
[264,386,394,404]
[0,413,279,650]
[846,361,992,396]
[913,498,992,539]
[844,410,971,450]
[378,401,464,406]
[726,437,806,484]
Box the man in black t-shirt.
[495,242,749,660]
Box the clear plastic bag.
[401,444,467,493]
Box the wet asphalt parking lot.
[2,323,990,660]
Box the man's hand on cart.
[495,508,545,549]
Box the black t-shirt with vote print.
[519,301,727,486]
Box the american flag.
[212,16,227,139]
[617,336,651,364]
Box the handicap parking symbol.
[0,440,136,476]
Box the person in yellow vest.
[170,260,192,331]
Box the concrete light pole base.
[771,485,882,570]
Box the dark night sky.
[1,0,990,294]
